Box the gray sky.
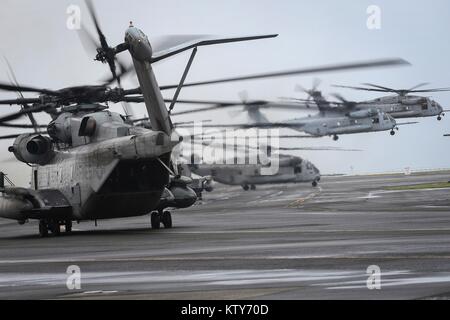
[1,0,450,186]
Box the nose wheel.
[151,211,172,229]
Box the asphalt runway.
[0,171,450,299]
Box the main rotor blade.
[407,83,429,91]
[0,81,58,96]
[361,83,397,92]
[409,87,450,93]
[0,104,49,123]
[0,123,47,129]
[332,84,389,93]
[0,98,41,105]
[4,57,40,133]
[160,58,410,90]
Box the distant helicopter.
[172,96,404,141]
[181,153,321,190]
[332,83,450,120]
[174,137,361,190]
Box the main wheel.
[161,211,172,229]
[151,212,161,229]
[39,220,48,238]
[65,220,72,233]
[312,180,318,187]
[250,184,256,190]
[333,135,339,141]
[438,116,442,121]
[242,184,249,191]
[49,220,60,236]
[390,130,395,136]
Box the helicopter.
[181,153,321,191]
[171,94,405,141]
[331,83,450,120]
[0,0,279,236]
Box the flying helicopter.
[171,94,405,141]
[331,83,450,120]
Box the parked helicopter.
[0,1,278,236]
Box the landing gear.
[242,184,249,191]
[38,219,72,237]
[390,130,396,136]
[161,211,172,228]
[312,180,318,187]
[48,220,60,236]
[39,220,48,238]
[151,212,161,229]
[151,211,172,229]
[65,220,72,233]
[250,184,256,190]
[333,135,339,141]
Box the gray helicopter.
[173,94,404,141]
[181,153,320,191]
[0,1,278,236]
[332,83,450,120]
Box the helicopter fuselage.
[357,95,444,119]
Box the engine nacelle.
[348,109,377,119]
[400,97,425,105]
[9,134,55,165]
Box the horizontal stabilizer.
[151,34,277,63]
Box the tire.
[39,220,48,238]
[250,184,256,190]
[162,211,172,229]
[49,221,60,236]
[65,220,72,233]
[312,180,318,187]
[151,212,161,229]
[242,184,249,191]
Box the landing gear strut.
[151,211,172,229]
[38,219,72,237]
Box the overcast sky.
[1,0,449,186]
